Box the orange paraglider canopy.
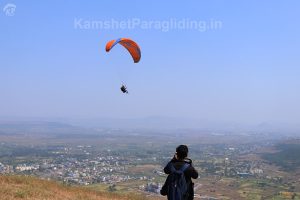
[105,38,141,63]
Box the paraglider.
[106,38,141,63]
[105,38,141,94]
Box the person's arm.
[164,161,172,174]
[186,159,198,179]
[164,156,177,174]
[189,165,199,179]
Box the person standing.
[161,145,198,200]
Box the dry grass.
[0,175,150,200]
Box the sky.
[0,1,300,128]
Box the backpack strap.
[169,162,190,173]
[179,163,190,173]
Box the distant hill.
[0,121,97,136]
[0,175,151,200]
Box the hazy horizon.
[1,115,300,134]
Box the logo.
[3,3,16,16]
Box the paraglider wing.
[105,38,141,63]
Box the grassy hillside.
[0,175,155,200]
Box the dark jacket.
[163,157,198,200]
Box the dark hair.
[176,145,188,160]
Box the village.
[0,141,276,195]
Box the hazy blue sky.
[1,1,300,126]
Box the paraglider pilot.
[120,84,128,94]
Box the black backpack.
[161,163,190,200]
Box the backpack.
[161,163,190,200]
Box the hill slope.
[0,175,150,200]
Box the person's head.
[176,145,189,160]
